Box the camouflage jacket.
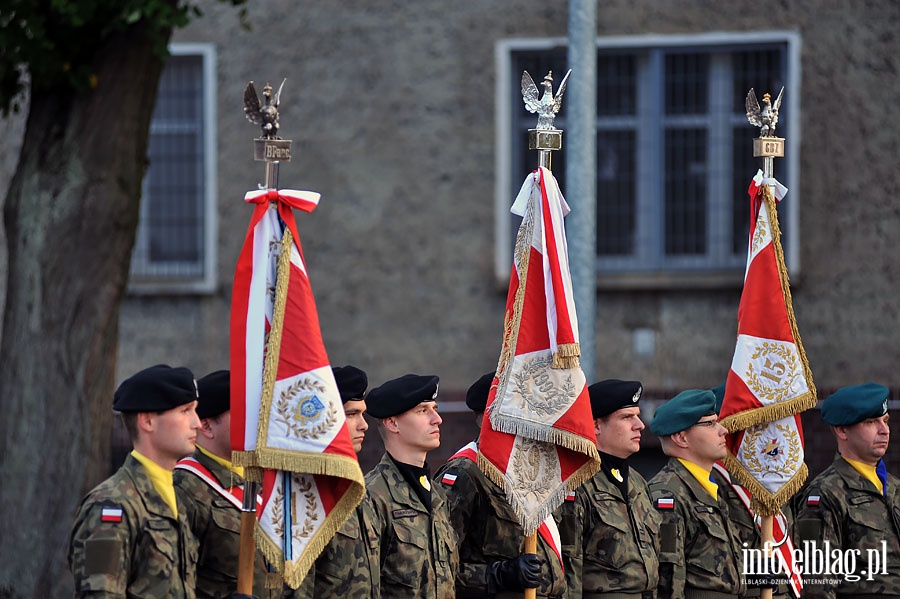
[649,458,746,599]
[308,490,381,598]
[68,454,198,598]
[710,465,794,599]
[366,453,459,599]
[436,450,566,598]
[174,449,294,599]
[794,456,900,599]
[556,466,659,598]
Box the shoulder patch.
[565,490,576,502]
[440,472,458,486]
[101,507,123,523]
[656,497,674,510]
[806,495,820,506]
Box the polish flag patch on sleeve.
[807,495,820,506]
[101,507,123,523]
[565,490,576,502]
[441,473,458,486]
[656,498,675,510]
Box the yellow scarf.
[132,450,178,518]
[197,444,245,478]
[843,457,884,495]
[678,458,718,500]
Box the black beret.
[466,371,495,412]
[366,374,440,419]
[649,389,717,436]
[588,379,643,418]
[332,365,368,403]
[821,382,890,426]
[196,370,230,420]
[113,364,198,413]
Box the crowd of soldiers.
[68,363,900,599]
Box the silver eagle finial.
[746,87,784,138]
[522,69,571,131]
[244,79,286,139]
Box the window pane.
[598,54,636,116]
[145,132,202,263]
[665,53,709,115]
[597,130,636,255]
[665,128,707,255]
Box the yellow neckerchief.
[131,450,178,518]
[678,457,718,500]
[843,456,884,495]
[197,444,245,479]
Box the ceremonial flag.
[719,170,817,515]
[230,188,365,588]
[478,166,600,536]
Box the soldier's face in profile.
[840,414,890,465]
[344,399,369,454]
[394,401,442,452]
[684,415,728,462]
[151,400,202,462]
[595,406,644,459]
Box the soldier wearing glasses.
[648,389,746,599]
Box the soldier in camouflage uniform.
[365,373,459,598]
[556,379,659,599]
[174,369,299,599]
[305,365,381,598]
[795,382,900,599]
[436,371,563,598]
[648,389,746,599]
[69,364,202,598]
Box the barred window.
[496,33,800,288]
[129,44,217,293]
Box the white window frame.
[495,31,801,289]
[128,42,217,294]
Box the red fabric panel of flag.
[718,171,817,515]
[478,167,599,536]
[230,188,365,588]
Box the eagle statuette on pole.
[522,69,571,131]
[746,86,784,138]
[244,79,286,139]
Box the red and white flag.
[719,170,817,515]
[478,167,600,535]
[230,188,365,588]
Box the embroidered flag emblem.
[101,507,123,523]
[441,473,458,486]
[657,498,675,510]
[807,495,820,506]
[565,490,576,502]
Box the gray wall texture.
[2,0,899,407]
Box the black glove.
[486,553,545,592]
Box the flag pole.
[749,87,786,599]
[521,68,571,599]
[235,79,293,596]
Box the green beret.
[711,380,727,413]
[332,365,368,403]
[366,374,440,418]
[650,389,717,436]
[465,371,495,412]
[196,370,229,420]
[113,364,198,413]
[588,379,642,418]
[821,382,889,426]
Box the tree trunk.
[0,19,172,598]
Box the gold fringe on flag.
[552,343,581,369]
[723,451,808,517]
